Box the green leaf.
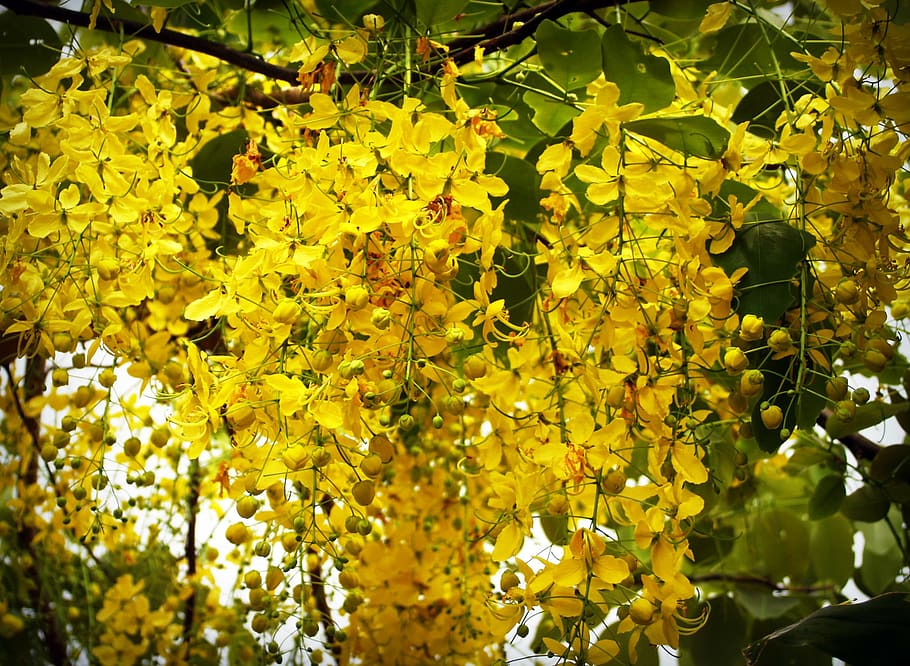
[0,14,61,79]
[809,515,854,587]
[702,23,804,84]
[796,370,830,430]
[144,0,198,7]
[825,401,909,439]
[808,475,845,520]
[490,247,544,329]
[750,508,810,580]
[189,129,249,255]
[535,20,603,91]
[600,622,660,666]
[735,587,802,621]
[601,25,675,113]
[190,129,247,188]
[485,153,540,227]
[522,88,579,136]
[680,596,747,666]
[860,506,903,555]
[648,0,712,19]
[732,79,823,139]
[623,116,730,159]
[744,593,910,666]
[715,180,782,224]
[870,444,910,482]
[840,484,890,523]
[712,221,817,322]
[540,511,569,546]
[415,0,469,28]
[314,0,378,23]
[857,547,904,596]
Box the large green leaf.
[703,23,804,84]
[826,400,909,439]
[732,79,823,139]
[808,475,845,520]
[870,444,910,482]
[415,0,469,28]
[856,547,904,597]
[143,0,198,6]
[0,14,61,79]
[751,508,810,580]
[735,587,802,621]
[712,221,816,322]
[840,484,890,523]
[648,0,713,19]
[189,130,250,255]
[601,25,675,113]
[809,515,854,587]
[540,510,569,546]
[680,596,747,666]
[535,20,603,91]
[314,0,378,22]
[623,116,730,159]
[485,153,540,227]
[744,593,910,666]
[522,88,579,136]
[749,359,827,453]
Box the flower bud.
[835,279,860,304]
[723,348,748,375]
[739,314,764,342]
[362,13,385,32]
[345,285,370,310]
[768,329,793,353]
[272,299,301,325]
[739,370,764,398]
[759,404,783,429]
[370,307,391,330]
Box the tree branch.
[4,0,641,107]
[691,572,837,595]
[816,409,882,462]
[0,0,301,84]
[447,0,630,67]
[182,459,201,656]
[3,358,71,666]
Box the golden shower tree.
[1,0,909,664]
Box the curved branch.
[447,0,629,67]
[0,0,300,84]
[816,409,882,462]
[5,0,642,106]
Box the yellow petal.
[671,442,708,484]
[492,522,524,561]
[699,3,733,34]
[310,400,343,429]
[551,265,584,299]
[552,557,586,587]
[184,289,225,321]
[592,555,629,584]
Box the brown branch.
[4,0,645,108]
[691,572,837,595]
[816,409,882,462]
[447,0,630,67]
[3,358,70,666]
[310,493,340,662]
[0,0,301,85]
[182,458,201,655]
